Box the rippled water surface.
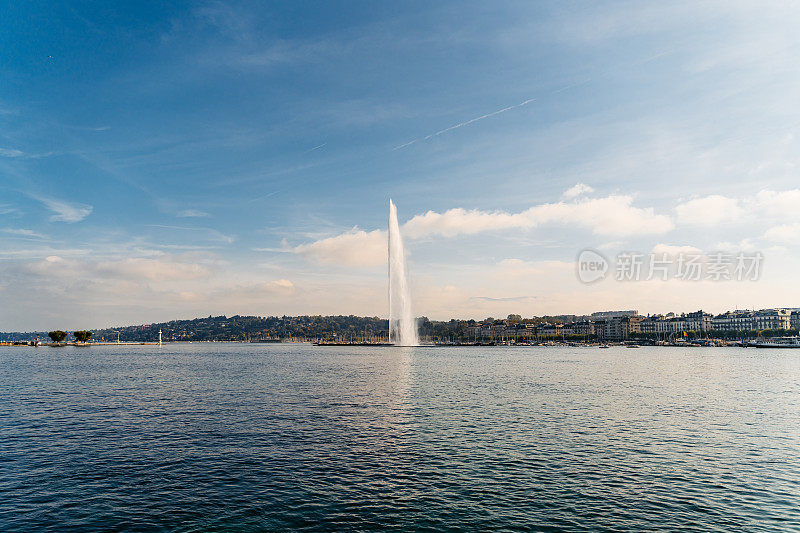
[1,343,799,531]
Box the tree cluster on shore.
[4,315,543,343]
[46,330,93,344]
[76,314,576,343]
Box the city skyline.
[4,2,800,330]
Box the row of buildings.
[464,309,799,341]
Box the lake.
[1,343,798,531]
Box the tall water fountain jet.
[388,199,419,346]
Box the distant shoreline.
[0,340,314,347]
[0,340,760,348]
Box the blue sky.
[3,1,800,330]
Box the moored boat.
[749,337,800,348]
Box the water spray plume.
[388,199,419,346]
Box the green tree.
[73,330,93,343]
[48,330,68,343]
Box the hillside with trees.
[0,314,577,343]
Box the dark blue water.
[1,344,798,531]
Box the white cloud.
[651,244,703,256]
[0,246,305,329]
[754,189,800,219]
[293,228,386,267]
[562,183,595,199]
[254,279,295,295]
[675,195,742,226]
[24,253,215,284]
[764,223,800,244]
[495,258,574,279]
[403,195,673,239]
[292,194,673,268]
[94,257,211,282]
[209,279,297,305]
[36,197,93,223]
[675,189,800,228]
[598,241,623,250]
[714,238,757,252]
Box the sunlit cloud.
[292,189,674,267]
[675,195,743,226]
[294,228,386,267]
[562,183,595,199]
[764,223,800,244]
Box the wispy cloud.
[245,191,279,204]
[252,246,292,253]
[0,147,56,159]
[0,148,25,158]
[0,204,22,216]
[177,209,210,218]
[393,98,535,150]
[1,228,47,239]
[147,224,235,244]
[34,197,93,223]
[27,253,214,283]
[471,295,536,302]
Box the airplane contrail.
[423,98,535,140]
[391,139,417,151]
[304,142,327,153]
[393,97,535,150]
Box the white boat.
[750,337,800,348]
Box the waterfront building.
[639,316,659,334]
[570,321,595,336]
[712,310,754,332]
[537,324,564,337]
[711,309,790,332]
[753,309,791,330]
[596,315,643,341]
[640,310,713,336]
[685,311,713,332]
[791,311,800,330]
